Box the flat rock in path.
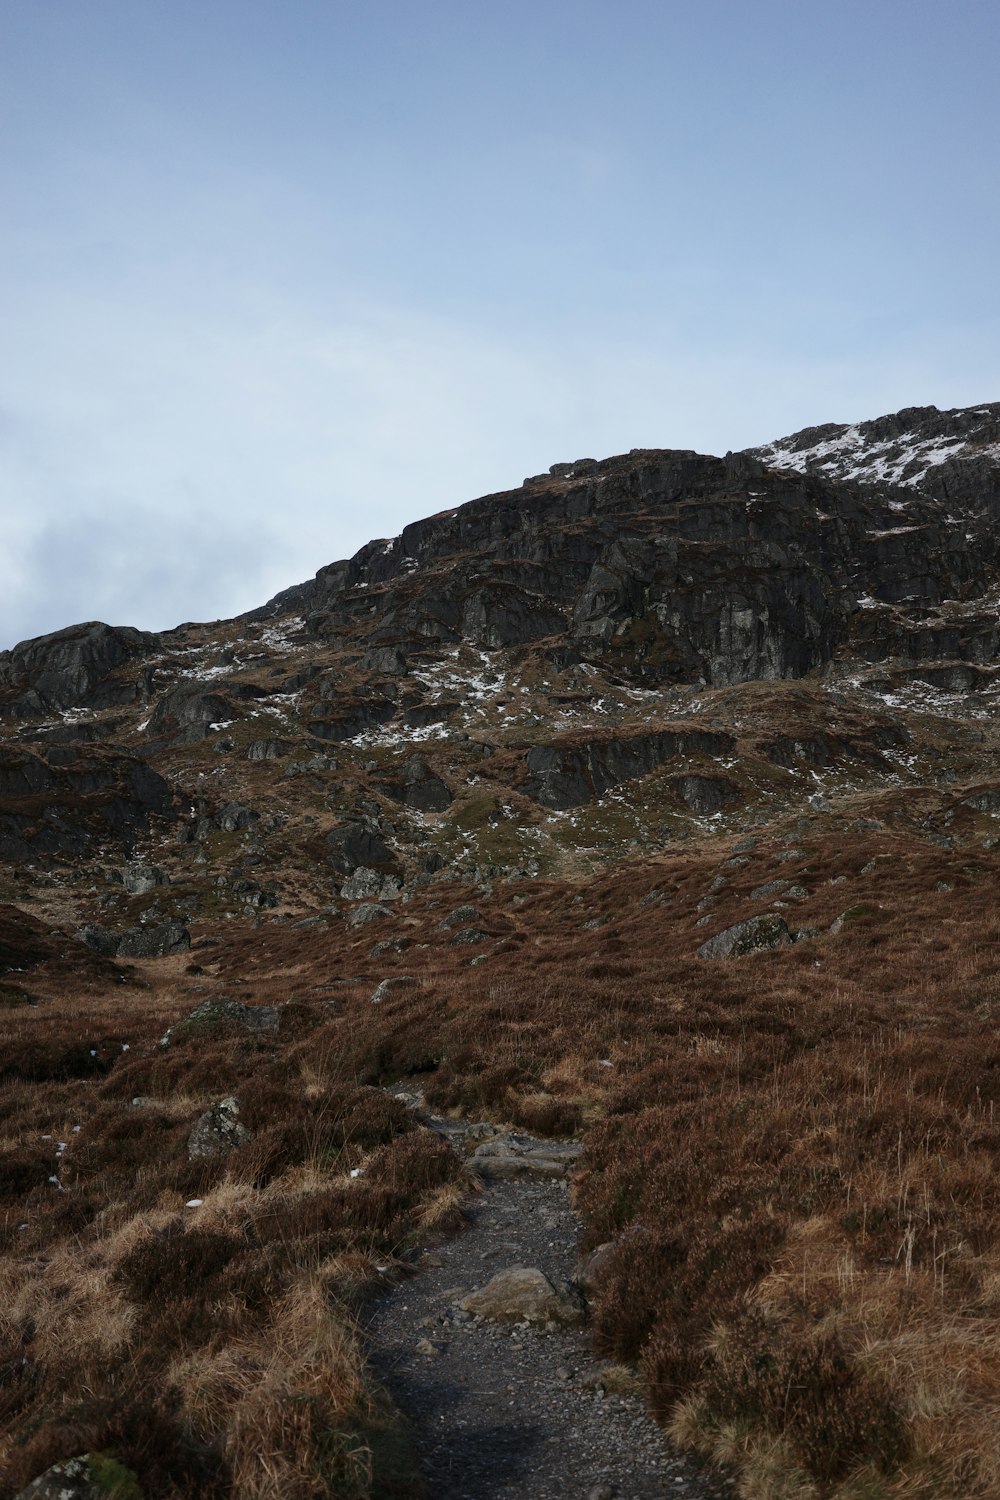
[471,1133,581,1180]
[460,1265,584,1327]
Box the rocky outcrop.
[0,745,173,863]
[379,754,453,812]
[519,727,735,810]
[326,819,400,877]
[0,621,159,720]
[81,920,190,959]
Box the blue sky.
[2,0,998,646]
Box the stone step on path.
[363,1094,731,1500]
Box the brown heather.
[3,828,1000,1496]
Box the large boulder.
[116,921,190,959]
[160,996,280,1048]
[697,914,793,960]
[460,1266,584,1326]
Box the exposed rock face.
[747,401,1000,511]
[0,621,159,720]
[0,745,173,863]
[697,914,793,959]
[519,728,735,809]
[326,819,400,877]
[259,443,992,687]
[460,1265,584,1326]
[14,1454,139,1500]
[379,754,453,812]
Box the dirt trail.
[364,1096,731,1500]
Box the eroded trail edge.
[364,1091,730,1500]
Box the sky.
[2,0,999,648]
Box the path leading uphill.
[364,1094,731,1500]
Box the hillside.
[3,403,1000,1500]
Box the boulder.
[160,997,280,1047]
[78,923,122,957]
[346,902,392,928]
[341,867,401,901]
[245,739,293,760]
[696,914,793,960]
[116,922,190,959]
[188,1096,250,1159]
[371,975,418,1003]
[326,820,400,877]
[122,863,169,895]
[460,1266,584,1326]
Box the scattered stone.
[415,1337,445,1357]
[188,1096,250,1159]
[460,1266,584,1327]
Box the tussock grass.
[6,827,1000,1495]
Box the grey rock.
[14,1454,139,1500]
[161,996,280,1047]
[749,878,789,901]
[341,866,401,901]
[116,921,190,958]
[460,1266,584,1327]
[371,975,417,1003]
[697,913,793,960]
[188,1096,250,1159]
[439,904,480,928]
[122,862,169,895]
[245,738,293,760]
[346,902,392,928]
[0,620,158,719]
[78,923,121,957]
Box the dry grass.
[5,827,1000,1495]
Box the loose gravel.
[364,1115,732,1500]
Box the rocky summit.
[2,402,1000,902]
[5,401,1000,1500]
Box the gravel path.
[364,1102,731,1500]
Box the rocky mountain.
[5,401,1000,1500]
[1,402,1000,907]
